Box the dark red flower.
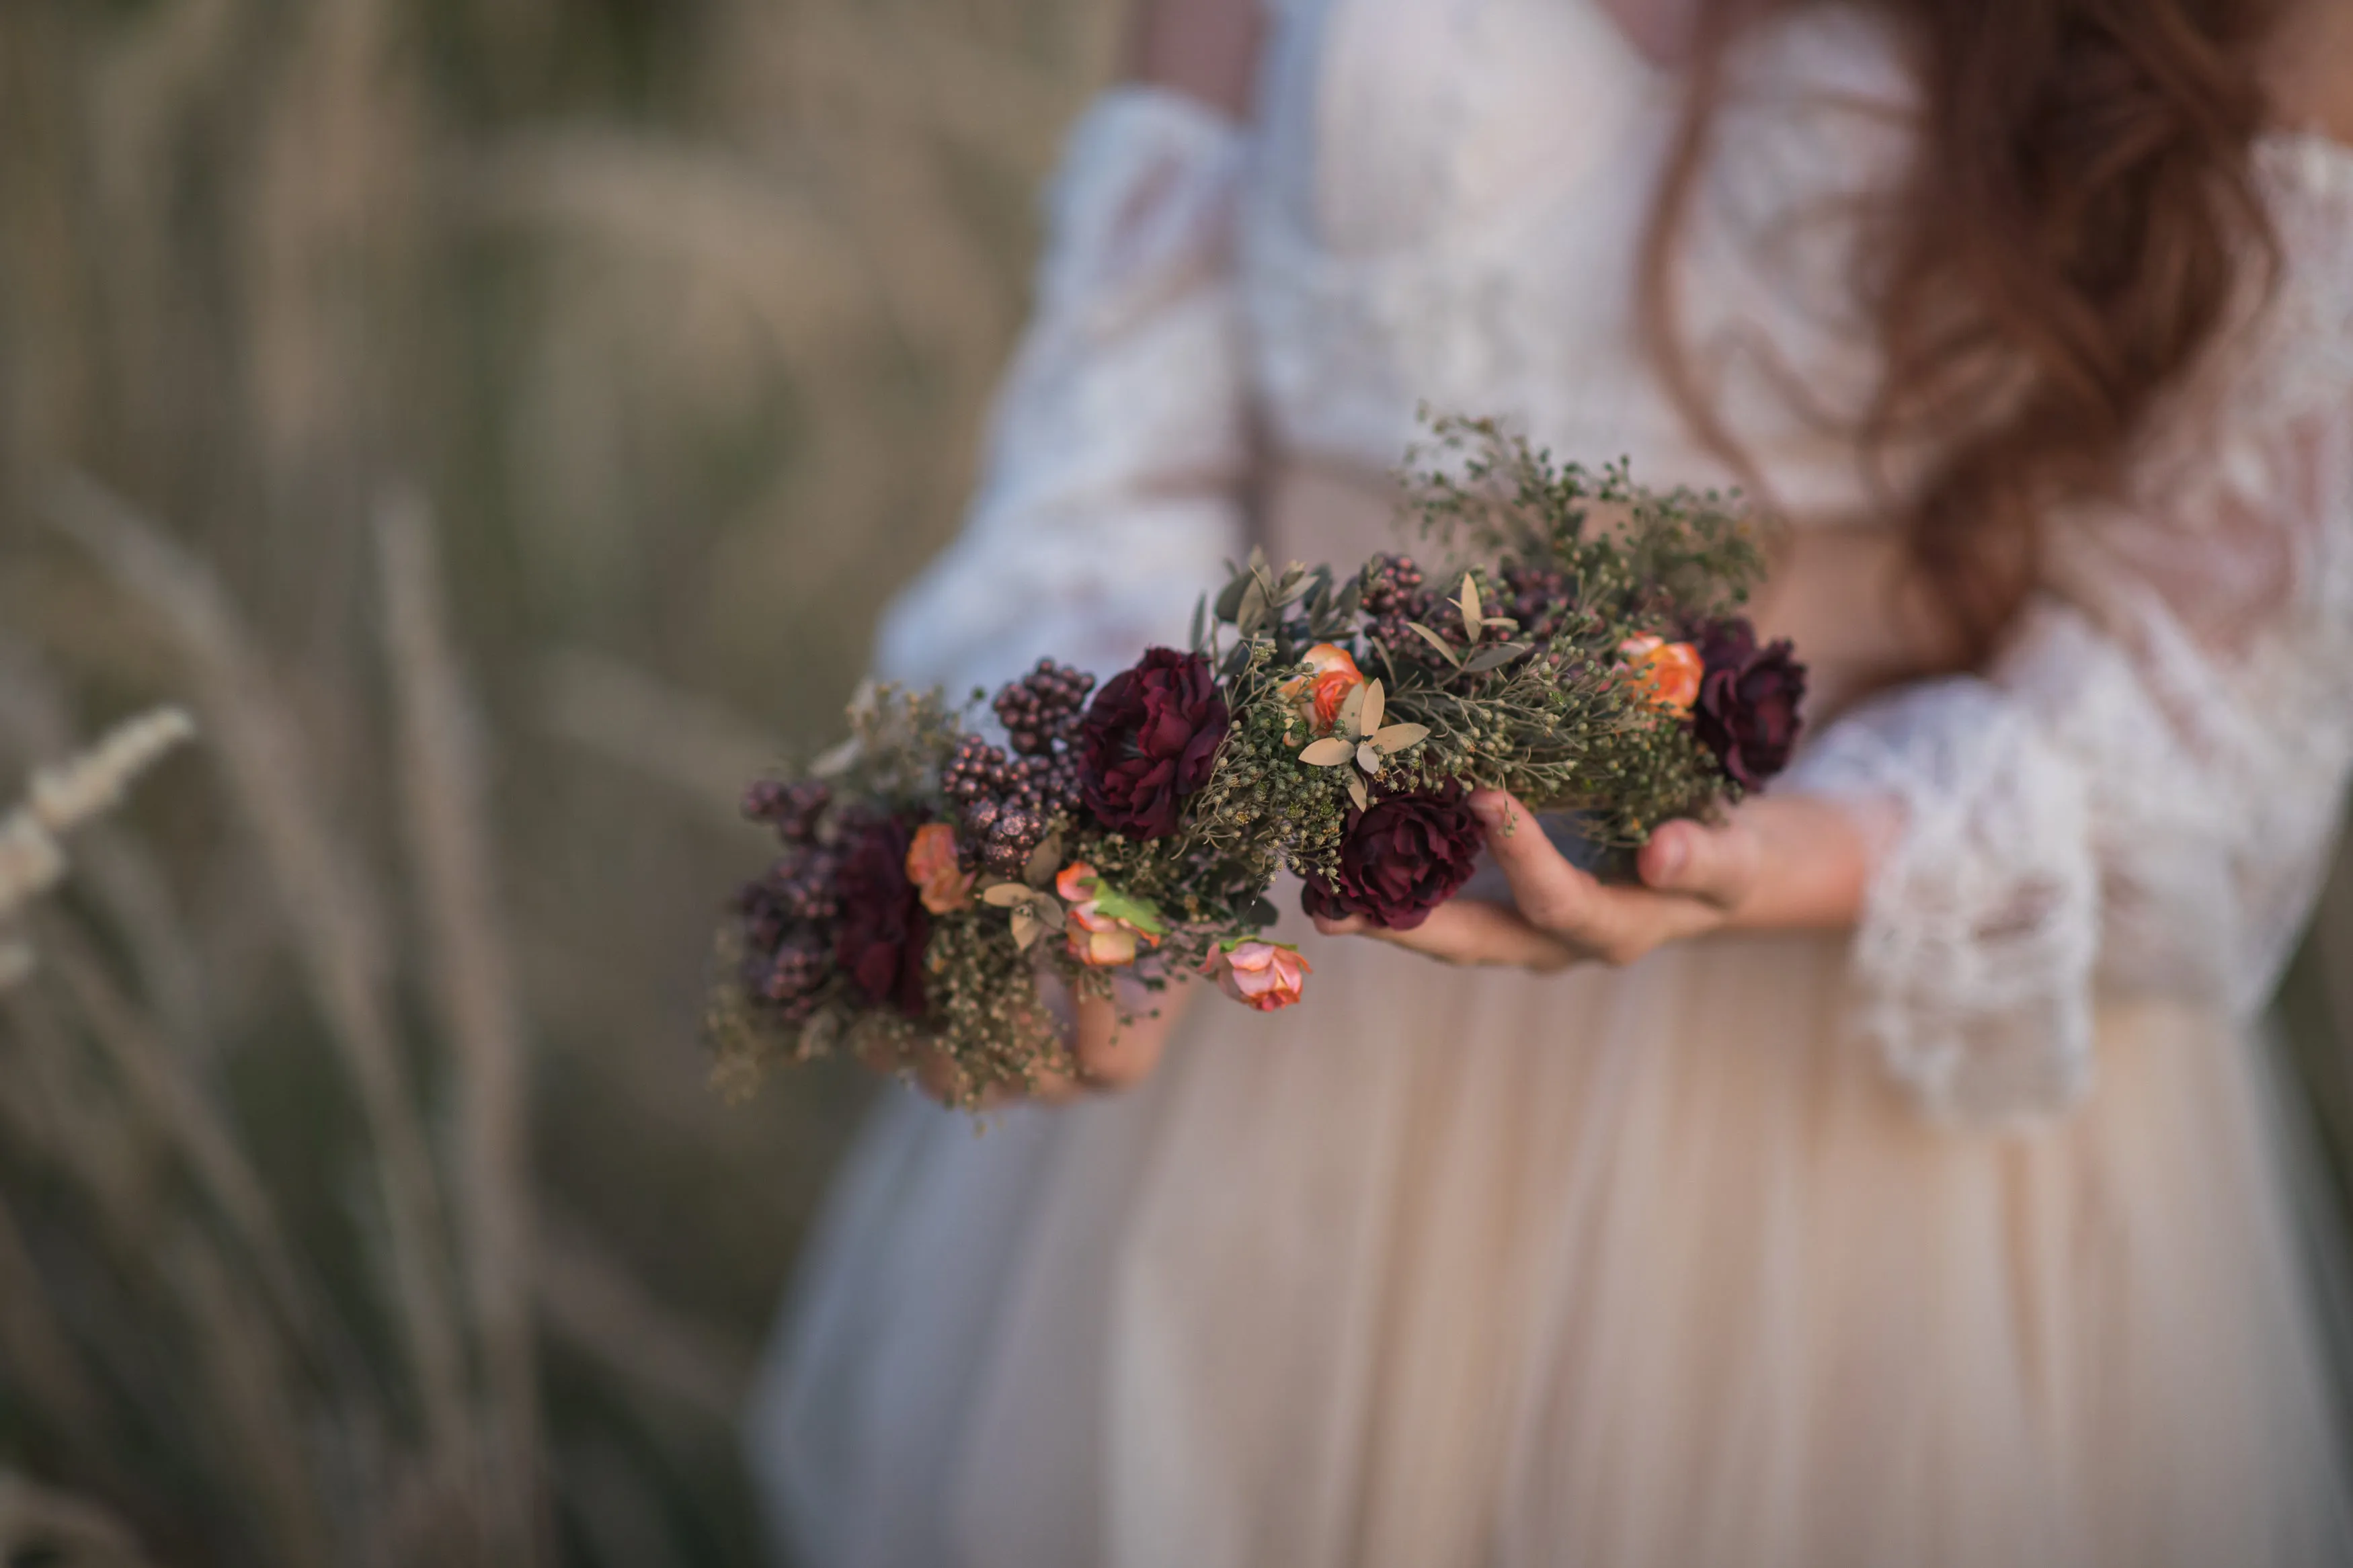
[832,815,932,1018]
[1300,788,1486,930]
[1078,647,1230,839]
[1692,619,1806,788]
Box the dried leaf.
[1405,622,1464,665]
[1347,774,1370,812]
[1458,573,1482,642]
[1023,831,1064,889]
[1337,682,1367,739]
[1298,737,1355,767]
[1359,679,1385,737]
[1356,741,1382,774]
[980,882,1033,909]
[1371,723,1430,753]
[1010,908,1043,950]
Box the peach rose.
[1205,940,1312,1012]
[904,821,973,913]
[1617,634,1704,717]
[1282,643,1365,735]
[1055,862,1165,968]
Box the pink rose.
[1205,940,1312,1012]
[1055,862,1165,968]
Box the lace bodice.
[874,0,2353,1128]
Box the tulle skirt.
[746,927,2353,1567]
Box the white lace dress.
[747,1,2353,1563]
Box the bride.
[748,0,2353,1561]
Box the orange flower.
[1617,634,1704,717]
[1055,862,1166,968]
[1282,643,1365,735]
[1205,940,1312,1012]
[904,822,973,914]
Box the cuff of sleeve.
[1785,678,2100,1130]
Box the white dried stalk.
[25,707,195,837]
[42,475,471,1475]
[0,706,194,993]
[0,642,216,1051]
[376,491,542,1563]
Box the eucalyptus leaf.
[1248,897,1280,928]
[1359,678,1385,737]
[1406,622,1464,665]
[1299,737,1355,767]
[1237,578,1269,637]
[1462,642,1532,674]
[1213,573,1249,624]
[1189,593,1207,650]
[1334,577,1363,618]
[1371,722,1431,753]
[1356,741,1382,774]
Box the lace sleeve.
[872,87,1252,698]
[1789,137,2353,1130]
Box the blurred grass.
[0,0,1117,1561]
[3,1,2351,1564]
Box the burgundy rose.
[832,815,932,1018]
[1692,619,1806,789]
[1078,647,1230,839]
[1300,788,1486,931]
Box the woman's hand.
[1311,788,1882,972]
[893,972,1197,1109]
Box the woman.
[750,0,2353,1561]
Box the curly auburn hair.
[1643,0,2292,667]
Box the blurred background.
[0,1,2348,1565]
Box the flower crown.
[708,418,1806,1106]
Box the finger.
[1068,978,1170,1091]
[1636,816,1762,911]
[1358,897,1577,971]
[1468,788,1615,942]
[1312,913,1371,936]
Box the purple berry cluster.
[943,660,1094,875]
[736,780,843,1021]
[1499,561,1574,645]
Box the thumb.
[1636,816,1760,910]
